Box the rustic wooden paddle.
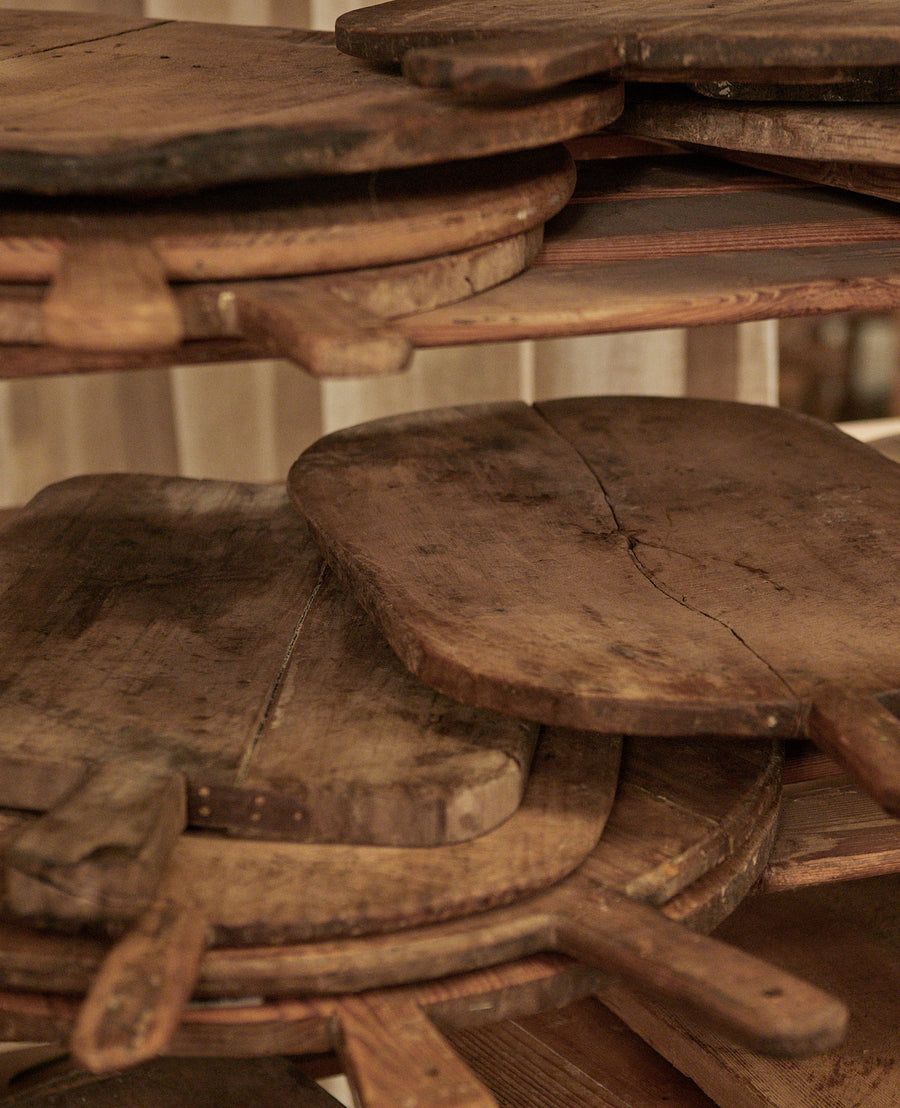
[289,397,900,815]
[0,736,849,1081]
[0,228,540,360]
[336,0,900,96]
[0,473,546,930]
[0,20,620,195]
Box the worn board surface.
[617,91,900,166]
[336,0,900,95]
[0,146,574,282]
[0,20,620,194]
[289,396,900,735]
[0,736,776,975]
[0,474,538,847]
[396,154,900,347]
[602,874,900,1108]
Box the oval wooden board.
[0,21,621,195]
[0,474,538,849]
[336,0,900,96]
[0,146,575,282]
[0,228,541,364]
[0,736,775,982]
[616,91,900,167]
[288,398,900,732]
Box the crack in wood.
[235,562,329,782]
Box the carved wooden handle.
[807,687,900,816]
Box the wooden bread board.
[336,0,900,96]
[0,225,541,362]
[0,20,620,195]
[0,738,850,1085]
[289,396,900,814]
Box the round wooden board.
[336,0,900,96]
[0,736,777,983]
[0,21,621,195]
[0,146,575,282]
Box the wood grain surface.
[0,145,574,282]
[0,227,541,361]
[336,0,900,95]
[616,90,900,166]
[602,874,900,1108]
[0,474,537,849]
[0,21,621,194]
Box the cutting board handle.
[72,893,209,1073]
[401,35,621,95]
[42,239,184,352]
[3,759,187,926]
[807,687,900,816]
[555,886,848,1056]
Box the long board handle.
[554,886,848,1056]
[401,35,621,95]
[807,687,900,816]
[3,759,187,926]
[335,994,499,1108]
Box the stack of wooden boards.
[0,12,621,369]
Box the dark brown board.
[336,0,900,96]
[0,21,621,194]
[0,474,537,849]
[616,91,900,166]
[289,397,900,813]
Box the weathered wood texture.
[0,145,574,282]
[602,874,900,1108]
[336,0,900,95]
[0,227,541,362]
[617,91,900,166]
[0,1055,343,1108]
[0,21,621,194]
[0,745,845,1078]
[446,997,719,1107]
[0,474,537,849]
[397,154,900,347]
[0,722,617,941]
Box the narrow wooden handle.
[71,895,209,1073]
[555,888,847,1056]
[42,238,184,352]
[227,284,412,377]
[402,35,621,95]
[335,994,499,1108]
[807,688,900,816]
[3,759,187,926]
